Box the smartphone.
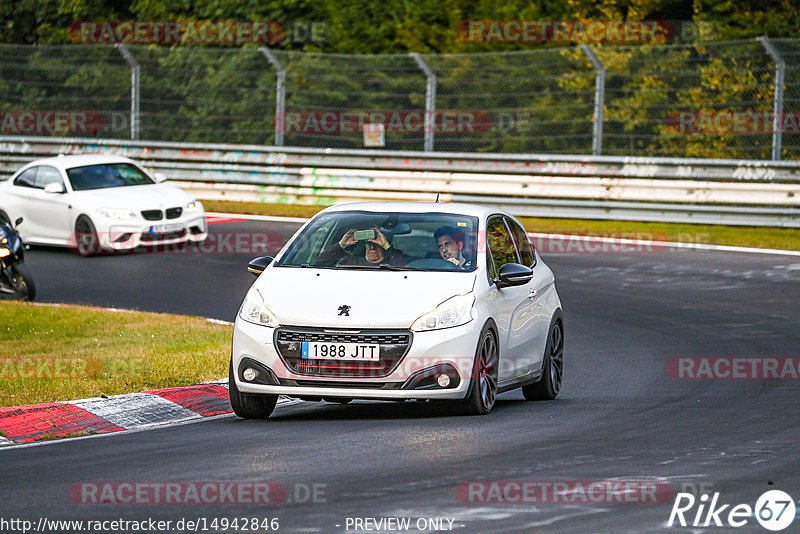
[353,229,376,241]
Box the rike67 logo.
[668,490,796,531]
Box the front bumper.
[98,213,208,250]
[232,318,482,400]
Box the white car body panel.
[256,267,476,329]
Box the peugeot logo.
[338,305,351,316]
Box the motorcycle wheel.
[9,263,36,301]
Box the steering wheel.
[404,258,459,270]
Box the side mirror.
[495,263,533,289]
[14,217,23,227]
[248,256,273,276]
[153,172,168,183]
[44,182,65,194]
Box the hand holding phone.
[353,229,376,241]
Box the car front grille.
[274,327,412,378]
[141,209,163,221]
[166,207,182,219]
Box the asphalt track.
[2,219,800,533]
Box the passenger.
[434,226,472,269]
[315,227,409,267]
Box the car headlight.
[411,293,475,332]
[238,287,279,327]
[97,208,135,220]
[0,248,10,258]
[186,200,203,213]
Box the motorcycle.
[0,217,36,301]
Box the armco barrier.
[1,136,799,227]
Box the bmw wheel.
[522,319,563,401]
[74,216,101,256]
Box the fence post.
[259,48,286,146]
[758,37,785,161]
[114,44,139,140]
[581,45,605,156]
[410,53,437,152]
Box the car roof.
[318,201,510,219]
[19,154,139,171]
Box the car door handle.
[528,288,537,299]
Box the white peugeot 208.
[231,202,563,417]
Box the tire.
[228,359,278,419]
[74,216,101,256]
[522,319,563,401]
[8,263,36,301]
[458,325,499,415]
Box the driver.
[434,226,472,270]
[315,227,409,267]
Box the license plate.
[149,223,184,234]
[301,342,380,361]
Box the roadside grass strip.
[0,301,232,407]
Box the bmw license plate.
[149,223,184,234]
[301,342,380,361]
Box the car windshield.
[66,163,155,191]
[277,211,479,272]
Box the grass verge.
[0,301,231,407]
[203,199,800,252]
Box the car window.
[35,166,63,189]
[13,167,38,188]
[66,163,155,191]
[506,217,535,267]
[486,216,520,272]
[486,247,498,279]
[277,211,479,272]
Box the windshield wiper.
[378,264,416,271]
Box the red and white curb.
[0,382,230,445]
[0,381,295,446]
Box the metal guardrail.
[1,136,799,227]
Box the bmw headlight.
[97,208,134,220]
[186,200,203,213]
[411,293,475,332]
[239,287,279,327]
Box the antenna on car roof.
[435,193,440,203]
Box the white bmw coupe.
[231,202,564,418]
[0,154,207,255]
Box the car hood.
[71,184,192,209]
[253,267,477,329]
